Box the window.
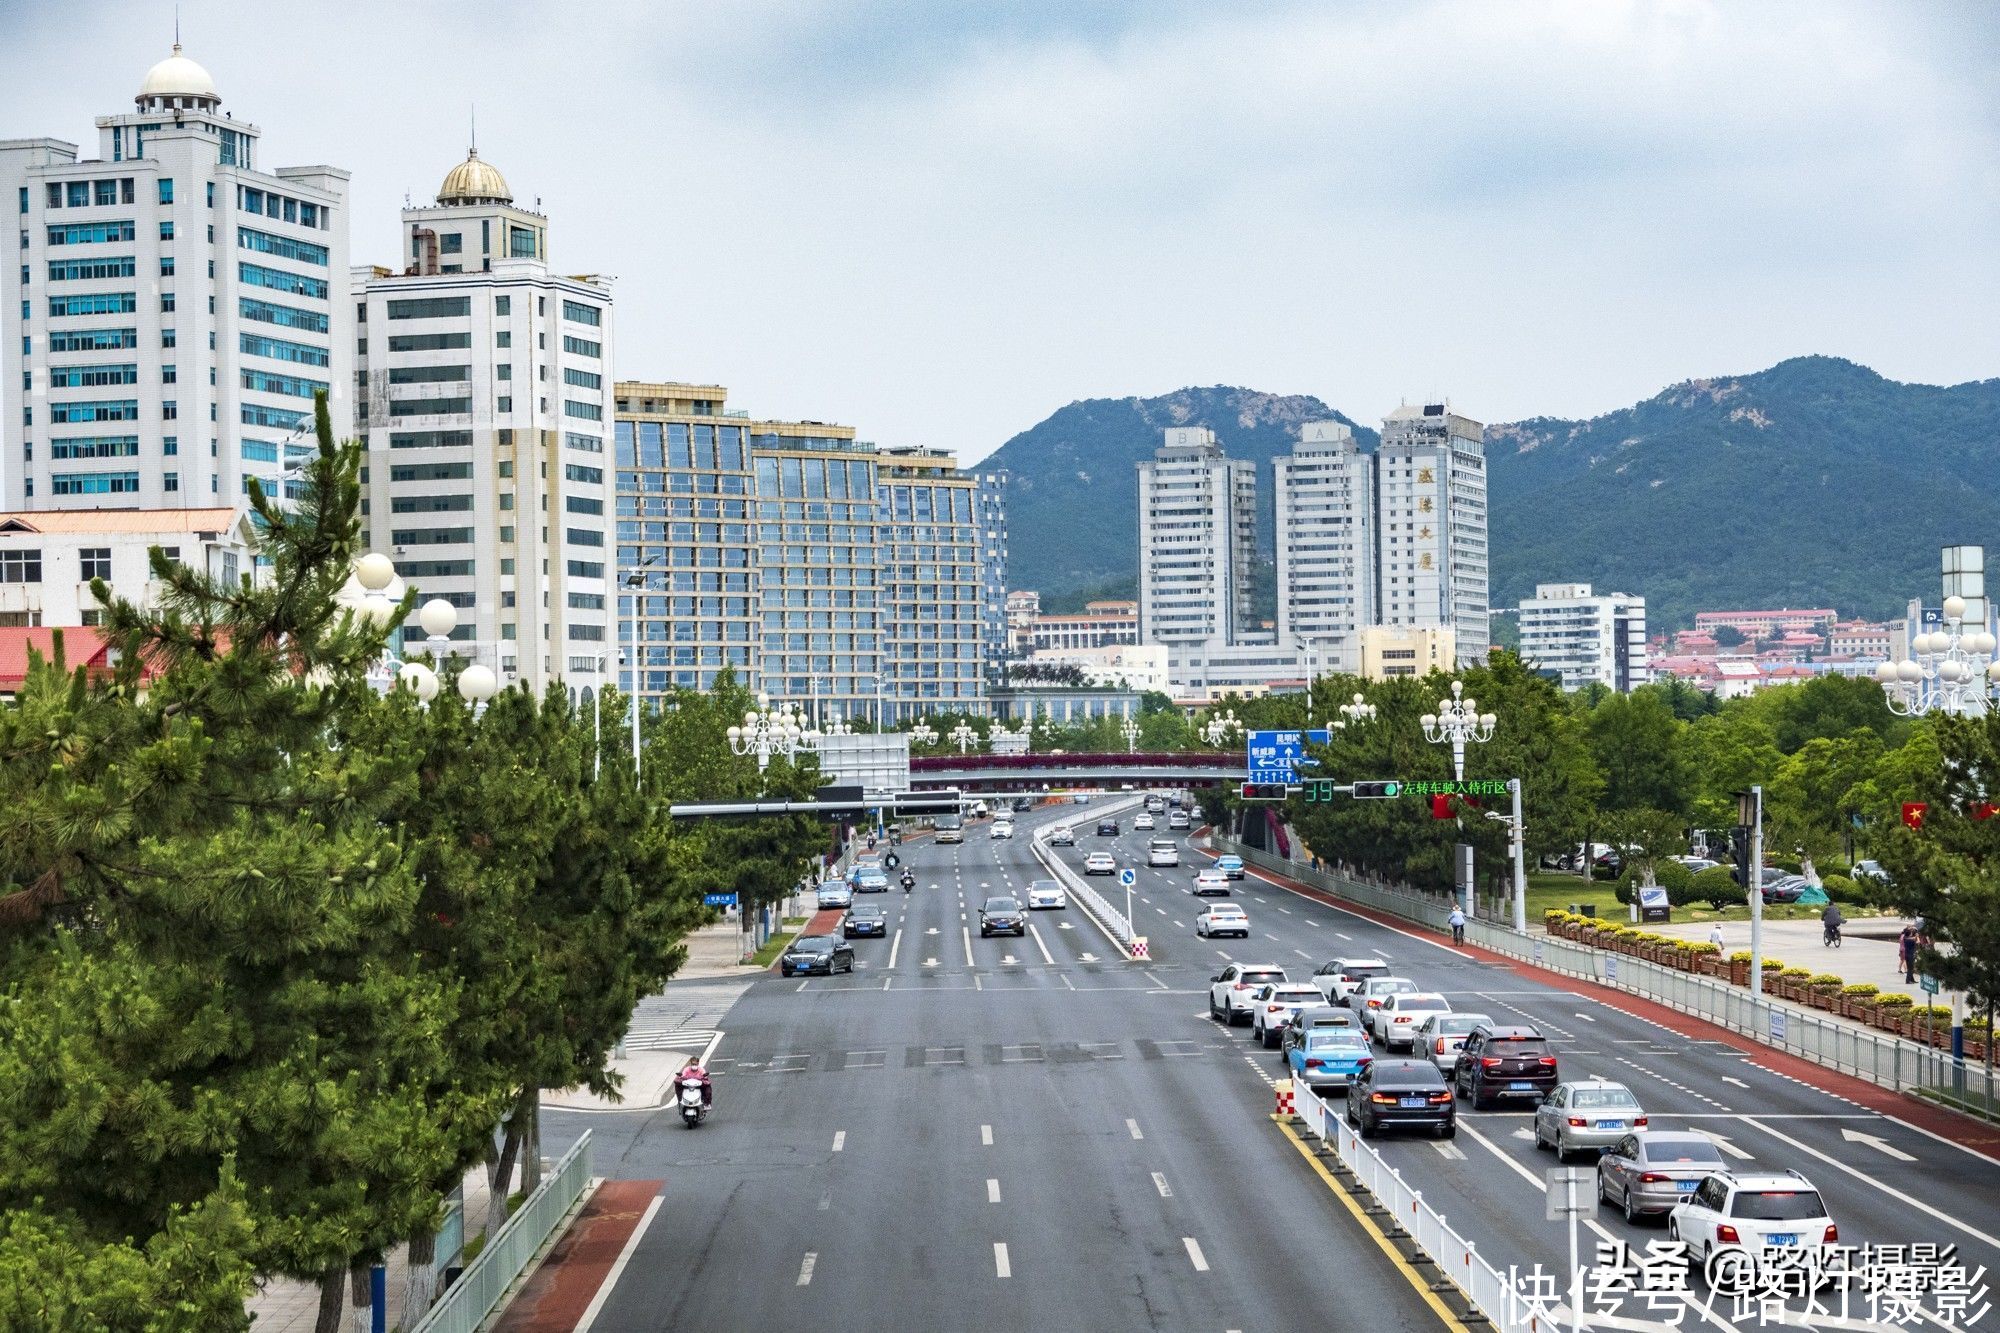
[49,364,139,387]
[439,232,462,253]
[94,180,117,206]
[392,526,476,546]
[495,330,511,348]
[563,368,601,390]
[389,364,470,384]
[386,331,471,352]
[79,547,111,580]
[163,435,178,455]
[160,220,174,240]
[159,256,175,276]
[162,400,177,419]
[158,179,174,204]
[562,300,601,326]
[562,335,600,358]
[565,432,601,454]
[239,295,329,333]
[48,256,137,281]
[494,295,511,316]
[388,397,472,418]
[566,496,604,515]
[240,332,330,366]
[387,296,471,320]
[389,461,473,482]
[567,560,605,579]
[240,262,329,299]
[567,527,604,547]
[509,225,537,258]
[50,435,140,460]
[241,439,279,463]
[52,471,141,495]
[48,292,138,317]
[237,226,328,266]
[46,220,137,245]
[242,403,309,430]
[0,550,42,582]
[564,462,603,485]
[495,396,512,413]
[162,291,175,312]
[16,186,25,214]
[163,471,179,492]
[496,364,512,381]
[48,328,138,351]
[390,493,474,513]
[388,430,473,449]
[564,400,602,421]
[50,400,139,423]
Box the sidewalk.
[1649,916,1966,1012]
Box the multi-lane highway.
[541,796,2000,1332]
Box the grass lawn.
[1518,871,1895,927]
[749,921,810,968]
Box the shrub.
[1821,874,1864,905]
[1911,1005,1952,1023]
[1781,967,1814,979]
[1808,973,1843,988]
[1771,856,1803,876]
[1876,993,1915,1008]
[1728,950,1754,963]
[1763,959,1786,972]
[1690,866,1745,909]
[1841,983,1878,997]
[1689,941,1721,955]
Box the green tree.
[1682,710,1786,826]
[1586,689,1691,815]
[1765,731,1884,860]
[1751,674,1902,754]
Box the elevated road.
[907,750,1244,791]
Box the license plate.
[1768,1234,1798,1246]
[1400,1097,1427,1108]
[1596,1120,1623,1129]
[1510,1081,1535,1090]
[1676,1181,1699,1193]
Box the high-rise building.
[1518,582,1648,692]
[611,382,758,698]
[1274,420,1374,673]
[2,44,352,510]
[1375,403,1489,659]
[354,149,612,693]
[1136,427,1256,647]
[974,467,1008,680]
[877,445,985,723]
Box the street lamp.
[1332,692,1376,731]
[728,694,814,770]
[1420,681,1495,783]
[948,720,979,754]
[822,709,854,738]
[909,721,939,749]
[1120,716,1141,753]
[1876,595,1996,717]
[1202,708,1241,749]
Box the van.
[936,814,964,844]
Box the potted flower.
[1874,992,1914,1032]
[1688,941,1722,976]
[1762,959,1788,995]
[1807,974,1843,1011]
[1727,950,1753,986]
[1965,1017,1990,1062]
[1780,966,1815,1002]
[1839,983,1878,1021]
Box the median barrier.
[1030,794,1148,960]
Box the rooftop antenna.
[174,2,180,47]
[470,104,477,156]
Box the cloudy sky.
[6,0,1995,460]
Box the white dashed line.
[994,1242,1012,1278]
[1183,1238,1210,1272]
[981,1124,994,1146]
[1127,1117,1144,1139]
[987,1178,1001,1203]
[796,1252,818,1286]
[831,1131,845,1152]
[1153,1171,1173,1198]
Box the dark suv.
[1453,1024,1559,1109]
[781,935,855,977]
[1347,1058,1456,1139]
[1096,819,1120,837]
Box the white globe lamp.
[419,598,458,640]
[458,663,498,703]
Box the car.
[978,895,1026,937]
[851,866,888,893]
[1250,982,1329,1047]
[1416,1012,1493,1073]
[1290,1003,1359,1034]
[1096,819,1120,837]
[1026,879,1068,910]
[1148,839,1181,867]
[1145,795,1166,814]
[1216,854,1245,880]
[1195,903,1249,938]
[1852,859,1888,884]
[1012,797,1034,813]
[1352,975,1419,1019]
[816,880,855,909]
[1084,851,1116,875]
[1673,856,1720,874]
[1313,957,1392,1005]
[1669,1170,1838,1268]
[1761,874,1809,904]
[1208,963,1288,1024]
[843,904,888,938]
[936,816,965,845]
[1453,1024,1559,1109]
[1535,1080,1648,1161]
[970,800,990,819]
[990,819,1015,840]
[1597,1131,1729,1223]
[780,934,854,976]
[1168,810,1190,830]
[1133,812,1156,831]
[1048,825,1075,846]
[1287,1025,1374,1094]
[1192,868,1231,896]
[1369,991,1453,1051]
[1346,1058,1456,1139]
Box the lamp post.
[727,694,813,771]
[1120,716,1141,754]
[1420,681,1494,783]
[948,720,979,754]
[1332,692,1376,731]
[1876,594,1997,718]
[910,721,938,750]
[1202,708,1241,749]
[822,709,854,738]
[623,555,662,778]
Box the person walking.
[1448,905,1466,946]
[1899,924,1919,985]
[1708,922,1724,952]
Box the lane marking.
[1027,922,1055,965]
[1574,1013,1596,1022]
[994,1242,1011,1278]
[831,1131,845,1152]
[1183,1237,1210,1272]
[887,928,902,969]
[962,926,975,967]
[1153,1171,1173,1198]
[1721,1076,1749,1089]
[987,1177,1002,1203]
[981,1123,994,1146]
[571,1194,664,1333]
[1127,1117,1144,1140]
[1740,1118,1994,1254]
[796,1252,817,1287]
[1840,1127,1918,1162]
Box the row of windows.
[49,399,138,423]
[562,335,600,358]
[52,470,141,495]
[42,178,136,209]
[388,430,471,449]
[390,461,472,482]
[240,261,329,300]
[240,331,329,366]
[242,403,309,430]
[47,363,138,387]
[47,291,138,317]
[387,396,471,417]
[563,367,601,390]
[387,331,471,352]
[241,294,329,334]
[237,186,324,230]
[390,493,473,513]
[47,327,137,351]
[50,434,139,459]
[561,300,601,326]
[388,364,469,384]
[564,400,602,421]
[47,256,136,281]
[566,432,601,454]
[615,422,752,472]
[242,368,327,398]
[387,296,470,321]
[564,463,603,485]
[46,220,136,245]
[237,227,328,267]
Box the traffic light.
[1239,782,1291,801]
[1731,825,1752,884]
[1350,781,1403,800]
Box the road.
[542,800,2000,1332]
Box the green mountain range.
[984,357,2000,627]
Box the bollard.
[1130,936,1149,960]
[1274,1078,1296,1118]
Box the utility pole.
[1508,778,1528,933]
[1738,787,1765,994]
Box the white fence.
[1032,796,1147,959]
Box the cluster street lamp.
[391,595,499,711]
[1876,595,1997,718]
[727,694,819,770]
[1202,708,1242,749]
[821,710,854,739]
[909,722,939,749]
[1420,681,1495,783]
[1120,716,1141,753]
[948,720,980,754]
[1332,692,1377,731]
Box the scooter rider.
[677,1059,714,1109]
[901,869,916,892]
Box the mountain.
[990,358,2000,628]
[1486,357,2000,627]
[985,386,1377,609]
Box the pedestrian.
[1448,905,1466,946]
[1310,851,1322,873]
[1899,925,1918,985]
[1708,922,1724,952]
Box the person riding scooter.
[677,1060,714,1108]
[900,869,916,892]
[1821,901,1845,947]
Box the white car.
[1669,1171,1838,1270]
[1084,851,1116,875]
[1417,1012,1492,1073]
[1168,810,1190,830]
[1148,839,1180,867]
[990,819,1015,839]
[1048,826,1075,846]
[970,801,989,818]
[1133,812,1156,830]
[1025,879,1068,910]
[1191,868,1231,896]
[1352,975,1419,1020]
[1195,903,1250,938]
[1312,957,1392,1004]
[1209,963,1288,1024]
[1369,991,1453,1050]
[1250,982,1329,1048]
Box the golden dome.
[438,150,512,205]
[137,43,219,103]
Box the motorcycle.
[901,874,915,893]
[676,1078,709,1129]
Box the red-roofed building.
[0,625,165,698]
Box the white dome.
[138,44,218,102]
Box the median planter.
[1728,956,1752,986]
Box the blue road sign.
[703,892,739,907]
[1118,868,1136,887]
[1245,729,1331,783]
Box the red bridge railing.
[909,751,1238,772]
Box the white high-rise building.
[1274,420,1374,673]
[1137,426,1256,647]
[1518,582,1648,692]
[1376,402,1489,659]
[2,45,352,511]
[354,150,612,693]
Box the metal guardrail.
[1031,796,1147,957]
[407,1131,594,1333]
[1210,835,1457,930]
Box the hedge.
[1690,866,1746,909]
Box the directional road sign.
[703,892,739,907]
[1118,868,1137,887]
[1245,729,1331,784]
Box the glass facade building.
[877,447,984,723]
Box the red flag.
[1431,794,1456,820]
[1902,802,1927,829]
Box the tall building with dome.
[0,43,352,510]
[352,147,613,694]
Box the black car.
[1453,1024,1559,1109]
[843,906,888,939]
[979,895,1026,937]
[781,934,855,976]
[1096,820,1120,837]
[1012,797,1034,813]
[1347,1058,1456,1139]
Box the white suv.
[1208,963,1288,1026]
[1669,1171,1838,1275]
[1251,982,1328,1048]
[1148,839,1181,867]
[1369,992,1453,1050]
[1313,957,1391,1005]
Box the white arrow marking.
[925,927,940,936]
[1080,952,1099,963]
[1841,1127,1918,1162]
[1001,955,1018,966]
[923,958,939,968]
[1512,1127,1536,1141]
[1574,1013,1596,1022]
[1704,1131,1753,1160]
[1721,1076,1749,1089]
[1057,921,1073,930]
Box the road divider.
[1029,795,1148,960]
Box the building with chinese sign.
[1376,402,1489,660]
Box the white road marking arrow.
[1703,1131,1754,1160]
[1001,955,1019,965]
[1057,921,1073,930]
[1512,1127,1536,1141]
[1841,1127,1918,1162]
[1721,1076,1749,1089]
[1080,952,1099,963]
[925,927,940,935]
[923,958,939,968]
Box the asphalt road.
[541,799,1450,1333]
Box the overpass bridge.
[906,751,1245,792]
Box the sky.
[4,0,1996,462]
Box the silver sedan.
[1534,1080,1646,1161]
[1596,1131,1728,1224]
